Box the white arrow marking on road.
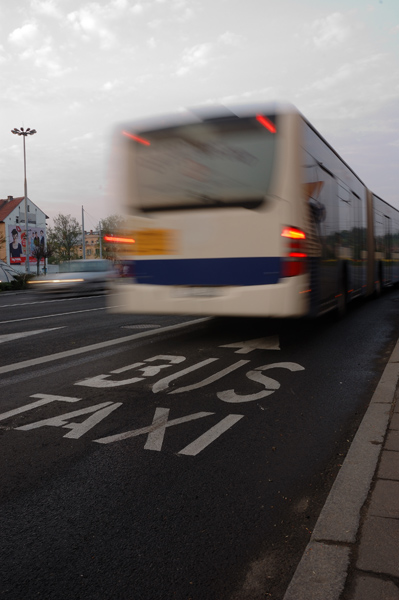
[220,336,280,354]
[0,327,66,344]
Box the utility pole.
[99,221,103,259]
[11,127,37,274]
[82,205,86,259]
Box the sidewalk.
[283,339,399,600]
[344,388,399,600]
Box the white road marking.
[0,393,81,422]
[75,355,187,388]
[178,414,244,456]
[16,402,117,437]
[76,373,144,388]
[94,408,214,447]
[0,327,65,344]
[0,318,209,375]
[152,358,218,393]
[220,336,280,353]
[217,362,305,403]
[111,362,145,374]
[170,360,250,394]
[62,403,122,439]
[0,295,104,309]
[0,305,118,325]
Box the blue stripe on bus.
[134,257,281,286]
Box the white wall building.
[0,195,48,273]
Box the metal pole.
[23,135,30,274]
[99,221,102,259]
[82,205,86,259]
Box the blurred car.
[28,259,116,295]
[0,260,20,283]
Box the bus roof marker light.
[256,115,276,133]
[122,131,151,146]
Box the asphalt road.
[1,288,399,599]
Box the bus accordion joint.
[104,235,136,244]
[281,226,307,277]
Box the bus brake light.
[104,235,136,244]
[281,226,307,277]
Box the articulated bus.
[107,103,399,318]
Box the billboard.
[8,224,46,265]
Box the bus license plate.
[135,229,177,255]
[172,287,224,298]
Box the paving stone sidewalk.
[344,395,399,600]
[283,339,399,600]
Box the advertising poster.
[8,224,46,265]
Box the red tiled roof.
[0,197,24,222]
[0,197,49,221]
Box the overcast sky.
[0,0,398,229]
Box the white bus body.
[107,104,399,318]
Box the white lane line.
[0,318,209,376]
[0,295,102,309]
[0,305,120,325]
[0,327,66,344]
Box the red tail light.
[104,235,135,244]
[281,226,307,277]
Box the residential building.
[0,196,48,272]
[77,230,101,258]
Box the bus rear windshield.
[129,116,277,212]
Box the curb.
[283,338,399,600]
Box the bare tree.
[31,244,53,276]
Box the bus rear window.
[126,116,277,212]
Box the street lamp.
[11,126,37,274]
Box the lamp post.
[11,126,37,274]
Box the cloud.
[148,18,162,28]
[30,0,62,18]
[68,102,82,112]
[71,132,94,143]
[101,80,120,91]
[175,42,213,76]
[8,23,38,45]
[308,54,386,92]
[111,0,129,8]
[147,37,157,48]
[131,3,145,14]
[311,12,350,47]
[219,31,244,46]
[67,6,116,48]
